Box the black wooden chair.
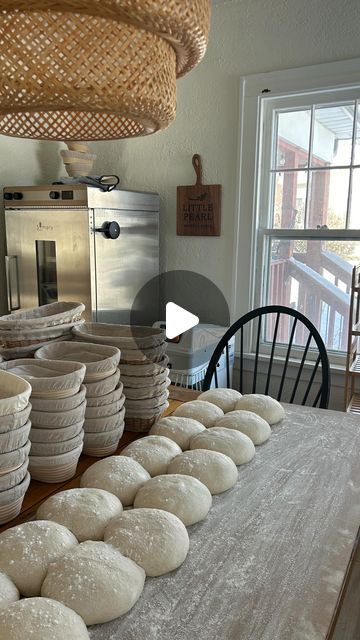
[202,305,331,408]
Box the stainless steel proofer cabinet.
[3,185,160,323]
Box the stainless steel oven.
[4,184,160,323]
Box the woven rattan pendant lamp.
[0,1,211,141]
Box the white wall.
[1,0,360,406]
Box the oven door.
[92,207,159,324]
[5,208,91,314]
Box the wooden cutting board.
[177,154,221,236]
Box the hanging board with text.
[177,154,221,236]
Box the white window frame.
[232,57,360,366]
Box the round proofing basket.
[121,368,169,389]
[30,420,84,443]
[0,472,30,525]
[30,385,86,413]
[0,419,31,454]
[120,355,169,377]
[0,458,29,492]
[86,381,123,407]
[83,406,125,434]
[124,390,169,411]
[29,444,83,483]
[83,424,125,457]
[120,342,167,364]
[30,399,86,428]
[29,431,84,456]
[85,368,120,398]
[0,319,85,349]
[124,377,171,400]
[0,13,176,141]
[72,322,165,350]
[2,0,211,77]
[0,403,31,434]
[0,370,32,417]
[0,359,86,399]
[85,395,125,419]
[0,440,31,473]
[0,301,85,330]
[35,341,120,381]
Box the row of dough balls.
[0,390,285,637]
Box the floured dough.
[104,507,189,576]
[120,436,182,476]
[149,416,205,450]
[167,449,238,494]
[190,427,255,465]
[173,400,224,427]
[0,572,19,608]
[36,488,123,542]
[0,597,90,640]
[80,455,150,506]
[235,394,285,424]
[0,520,78,596]
[134,473,212,526]
[214,410,271,445]
[41,540,145,625]
[198,388,242,413]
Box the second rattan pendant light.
[0,1,211,141]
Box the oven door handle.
[5,255,21,312]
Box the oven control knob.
[4,192,13,200]
[13,192,23,200]
[95,221,120,239]
[49,191,60,200]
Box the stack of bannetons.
[0,370,32,524]
[35,342,123,457]
[0,359,86,483]
[72,323,169,432]
[0,301,85,360]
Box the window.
[237,59,360,364]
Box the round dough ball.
[0,520,78,596]
[149,416,205,450]
[134,473,212,526]
[235,394,285,425]
[80,455,150,506]
[36,488,123,542]
[104,507,189,576]
[120,436,182,476]
[198,388,242,413]
[173,400,224,427]
[167,449,238,494]
[0,597,90,640]
[41,540,145,625]
[214,410,271,445]
[0,573,19,608]
[190,427,255,465]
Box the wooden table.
[1,389,359,639]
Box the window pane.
[272,171,307,228]
[307,168,349,228]
[349,167,360,228]
[274,110,311,170]
[312,104,354,168]
[267,238,360,351]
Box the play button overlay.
[165,302,199,339]
[130,269,230,355]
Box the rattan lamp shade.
[0,1,211,141]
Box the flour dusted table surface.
[88,401,360,640]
